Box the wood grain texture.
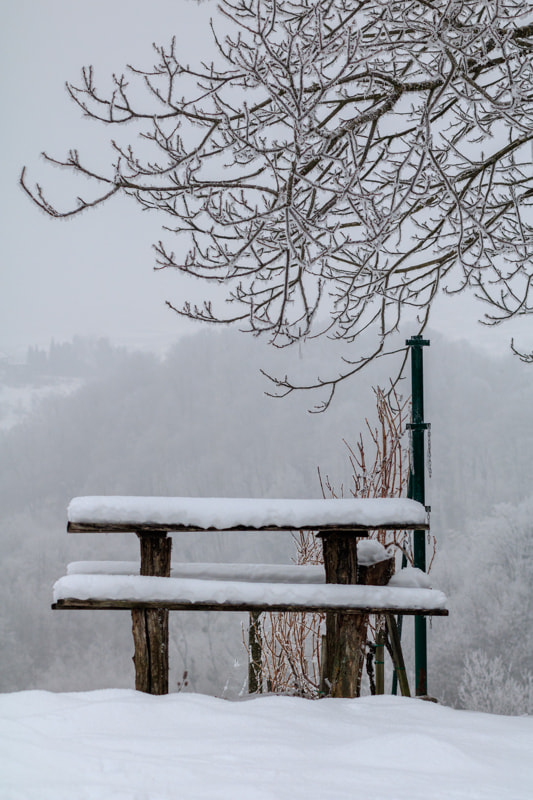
[67,522,426,533]
[319,531,399,698]
[131,533,172,694]
[52,598,448,614]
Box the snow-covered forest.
[1,329,531,713]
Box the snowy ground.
[1,691,531,800]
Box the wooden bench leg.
[131,533,172,694]
[323,610,368,697]
[319,531,396,698]
[132,608,169,694]
[319,531,363,697]
[248,610,263,694]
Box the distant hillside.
[0,329,531,710]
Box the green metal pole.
[406,335,430,696]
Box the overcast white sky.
[1,0,215,357]
[1,0,531,359]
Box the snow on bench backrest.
[67,561,326,584]
[67,496,428,532]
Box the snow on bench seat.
[67,496,428,533]
[52,575,448,615]
[67,561,326,584]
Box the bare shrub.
[252,387,416,695]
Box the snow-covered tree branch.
[22,0,533,402]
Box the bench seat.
[67,496,429,532]
[53,574,448,615]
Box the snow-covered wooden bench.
[52,496,447,696]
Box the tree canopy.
[22,0,533,402]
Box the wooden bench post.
[248,610,263,694]
[131,533,172,694]
[319,531,396,698]
[319,531,363,698]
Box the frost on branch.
[22,0,533,398]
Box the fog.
[1,0,532,715]
[1,0,217,355]
[0,329,531,712]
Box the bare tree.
[22,0,533,404]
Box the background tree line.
[0,328,531,711]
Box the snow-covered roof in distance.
[67,496,429,533]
